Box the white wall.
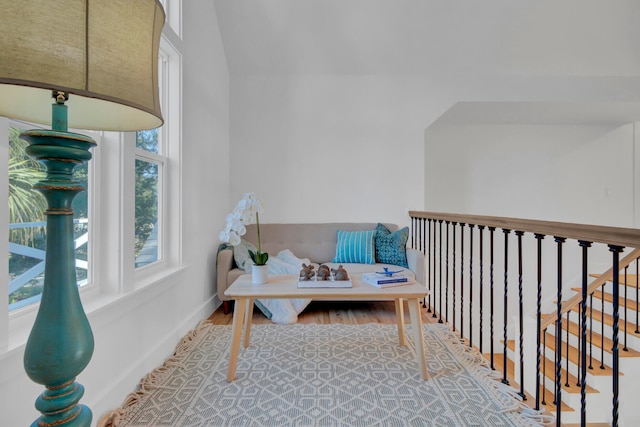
[0,1,230,425]
[229,75,435,228]
[425,123,637,226]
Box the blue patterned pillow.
[375,223,409,268]
[333,229,377,264]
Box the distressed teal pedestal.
[21,99,96,427]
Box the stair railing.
[409,211,640,427]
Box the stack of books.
[362,272,413,288]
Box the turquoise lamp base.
[21,100,96,427]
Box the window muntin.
[7,123,91,311]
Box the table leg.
[395,298,406,346]
[243,298,254,348]
[227,297,247,382]
[408,298,429,380]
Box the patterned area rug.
[99,322,549,427]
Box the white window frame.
[1,27,182,350]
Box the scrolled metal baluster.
[438,220,443,323]
[610,245,624,427]
[433,219,437,319]
[589,293,594,370]
[427,219,431,312]
[565,310,571,388]
[535,233,545,411]
[445,221,450,323]
[502,228,511,385]
[554,236,566,426]
[579,240,591,426]
[624,265,628,351]
[516,230,525,399]
[479,225,485,354]
[469,224,475,347]
[460,223,466,338]
[542,329,547,406]
[489,226,496,370]
[600,282,605,370]
[452,222,457,331]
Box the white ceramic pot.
[252,264,268,285]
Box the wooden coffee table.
[224,274,429,381]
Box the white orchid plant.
[218,192,268,266]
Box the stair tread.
[492,354,575,412]
[506,340,600,392]
[590,308,640,339]
[573,287,639,312]
[542,332,616,376]
[590,273,638,287]
[565,319,640,357]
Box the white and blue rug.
[100,322,550,426]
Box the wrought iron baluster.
[452,222,457,331]
[479,225,485,354]
[469,224,475,347]
[542,329,547,406]
[610,245,624,427]
[516,230,525,399]
[589,293,594,370]
[600,282,605,370]
[535,233,545,411]
[502,228,511,386]
[411,216,415,249]
[438,220,443,323]
[433,219,437,319]
[554,236,566,427]
[445,221,450,323]
[421,218,427,308]
[579,240,591,427]
[576,304,582,388]
[460,223,466,339]
[489,226,496,370]
[565,310,571,388]
[427,219,431,312]
[624,265,628,351]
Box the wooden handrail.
[409,211,640,248]
[540,248,640,331]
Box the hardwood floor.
[207,300,440,325]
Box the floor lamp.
[0,2,165,426]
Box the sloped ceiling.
[213,0,640,124]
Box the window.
[7,121,92,311]
[1,5,181,350]
[135,130,163,268]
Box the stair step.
[506,340,599,393]
[542,332,616,376]
[564,319,640,357]
[589,308,640,340]
[574,287,639,312]
[590,273,638,287]
[491,353,574,413]
[544,308,640,340]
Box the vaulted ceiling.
[213,0,640,125]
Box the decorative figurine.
[299,263,315,281]
[316,264,330,280]
[331,265,349,281]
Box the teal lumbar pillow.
[333,229,377,264]
[375,223,409,268]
